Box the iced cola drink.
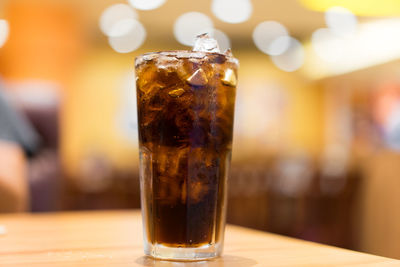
[135,35,238,260]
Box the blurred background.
[1,0,400,259]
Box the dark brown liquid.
[136,51,237,247]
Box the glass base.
[144,243,222,261]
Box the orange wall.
[0,1,83,84]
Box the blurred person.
[0,81,40,212]
[0,140,28,212]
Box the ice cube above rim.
[192,33,221,53]
[134,33,239,67]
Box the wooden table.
[0,211,399,266]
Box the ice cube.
[157,175,181,202]
[186,69,208,86]
[192,33,220,53]
[221,68,237,87]
[168,88,185,98]
[142,110,159,127]
[224,48,233,57]
[169,147,188,177]
[157,152,168,173]
[189,181,206,203]
[181,179,187,203]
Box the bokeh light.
[253,21,289,55]
[108,19,146,53]
[325,6,358,37]
[269,35,292,56]
[311,28,344,62]
[99,4,138,37]
[212,0,253,24]
[128,0,166,11]
[0,19,10,48]
[309,18,400,75]
[271,37,304,72]
[174,12,214,46]
[299,0,400,16]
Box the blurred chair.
[356,150,400,259]
[227,154,361,250]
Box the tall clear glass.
[135,50,238,261]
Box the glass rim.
[135,50,239,67]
